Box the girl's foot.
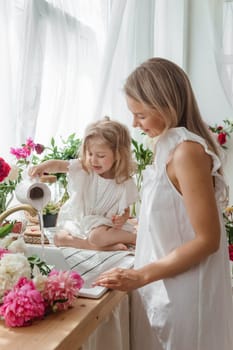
[108,243,128,251]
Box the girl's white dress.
[131,127,233,350]
[57,159,138,237]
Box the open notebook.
[26,244,135,298]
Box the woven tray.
[24,224,50,245]
[24,234,50,245]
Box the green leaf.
[0,222,14,238]
[28,254,52,276]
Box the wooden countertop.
[0,290,127,350]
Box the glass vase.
[0,190,13,214]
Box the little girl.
[29,118,139,251]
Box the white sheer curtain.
[11,0,157,145]
[93,0,156,130]
[0,0,45,157]
[0,0,23,158]
[222,1,233,107]
[208,0,233,108]
[0,0,189,154]
[0,0,110,152]
[16,0,44,145]
[154,0,188,69]
[93,0,188,134]
[34,0,108,144]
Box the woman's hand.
[53,230,74,247]
[92,267,143,292]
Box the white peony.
[8,237,28,254]
[32,265,47,292]
[0,253,31,299]
[0,235,14,249]
[6,164,19,181]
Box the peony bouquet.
[0,240,84,327]
[209,119,233,149]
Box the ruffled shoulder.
[157,127,222,173]
[157,127,228,207]
[118,178,139,214]
[67,159,88,193]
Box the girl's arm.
[93,142,221,291]
[29,159,70,178]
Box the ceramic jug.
[15,173,51,211]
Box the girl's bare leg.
[54,230,129,251]
[88,225,136,248]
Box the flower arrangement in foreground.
[0,134,81,216]
[0,239,84,327]
[209,119,233,149]
[223,206,233,261]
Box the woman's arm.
[93,142,221,291]
[29,159,69,177]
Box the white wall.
[187,0,233,203]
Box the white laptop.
[26,244,135,299]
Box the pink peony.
[25,138,35,150]
[0,277,45,327]
[10,138,43,160]
[0,248,10,259]
[10,147,31,159]
[42,269,84,311]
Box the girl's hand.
[112,207,130,228]
[92,267,143,292]
[28,160,69,178]
[28,164,47,178]
[112,214,127,229]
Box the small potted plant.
[42,201,61,227]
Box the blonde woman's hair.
[124,57,220,157]
[81,117,136,183]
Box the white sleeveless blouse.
[131,127,233,350]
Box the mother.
[94,57,233,350]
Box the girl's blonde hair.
[124,57,220,157]
[81,117,135,183]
